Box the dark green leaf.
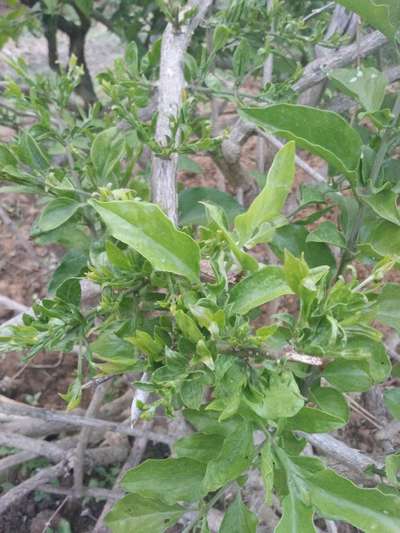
[122,458,206,504]
[228,266,293,315]
[276,494,316,533]
[90,128,125,184]
[174,433,224,464]
[38,197,81,232]
[306,221,346,248]
[219,493,257,533]
[308,468,400,532]
[203,420,254,491]
[384,388,400,420]
[105,494,183,533]
[378,284,400,332]
[240,105,362,181]
[179,187,242,226]
[48,251,87,293]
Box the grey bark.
[151,0,214,223]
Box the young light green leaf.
[219,493,258,533]
[306,221,346,248]
[38,197,81,232]
[122,458,206,504]
[228,266,293,315]
[275,494,316,533]
[90,199,200,282]
[240,105,362,181]
[336,0,400,40]
[235,142,295,245]
[105,494,183,533]
[330,67,388,112]
[90,127,125,184]
[308,468,400,532]
[202,420,254,491]
[203,202,258,272]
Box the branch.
[0,396,175,446]
[302,433,382,476]
[293,30,387,94]
[0,445,129,515]
[220,30,388,186]
[151,0,214,222]
[73,382,110,497]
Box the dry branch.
[303,433,382,476]
[220,29,388,187]
[73,382,110,497]
[0,445,129,515]
[0,396,175,446]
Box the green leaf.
[203,202,258,272]
[378,284,400,332]
[240,104,362,181]
[309,386,349,423]
[212,24,231,52]
[272,224,336,270]
[91,332,134,363]
[55,278,81,306]
[18,132,49,172]
[90,127,125,184]
[285,406,346,432]
[384,388,400,420]
[184,409,242,437]
[90,199,200,282]
[124,41,139,78]
[122,458,206,504]
[233,38,252,79]
[368,219,400,257]
[105,494,183,533]
[175,310,203,343]
[48,251,87,293]
[308,468,400,532]
[243,370,304,420]
[323,359,372,392]
[330,67,388,112]
[219,493,257,533]
[306,221,346,248]
[179,187,242,226]
[38,197,81,232]
[235,142,295,244]
[228,266,293,315]
[276,494,316,533]
[362,190,400,226]
[260,440,274,505]
[336,0,400,40]
[202,420,254,491]
[385,453,400,486]
[174,433,224,464]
